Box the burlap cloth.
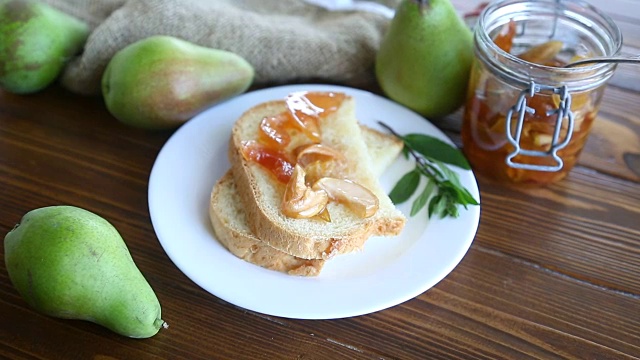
[41,0,400,96]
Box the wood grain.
[473,167,640,293]
[1,1,639,359]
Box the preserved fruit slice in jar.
[462,0,620,186]
[471,25,606,183]
[517,40,564,66]
[493,19,516,53]
[462,79,602,185]
[461,35,604,184]
[551,90,594,128]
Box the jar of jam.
[461,0,622,185]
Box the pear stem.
[155,318,168,330]
[416,0,430,12]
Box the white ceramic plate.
[148,84,480,320]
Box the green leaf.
[403,134,471,170]
[435,195,450,219]
[435,160,479,206]
[422,161,445,180]
[441,179,479,207]
[435,160,463,188]
[460,187,480,206]
[410,180,436,216]
[445,199,460,218]
[378,122,479,220]
[401,146,410,159]
[427,194,444,218]
[452,185,479,207]
[389,168,420,204]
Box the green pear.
[4,206,166,338]
[102,35,255,130]
[375,0,473,119]
[0,0,89,94]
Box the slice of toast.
[228,94,407,260]
[209,126,403,276]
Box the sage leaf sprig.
[379,121,479,219]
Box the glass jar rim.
[476,0,623,84]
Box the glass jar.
[461,0,622,185]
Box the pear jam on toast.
[209,123,404,276]
[240,92,378,221]
[227,91,406,261]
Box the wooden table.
[1,0,638,358]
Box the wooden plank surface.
[0,0,639,359]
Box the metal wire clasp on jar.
[461,0,622,185]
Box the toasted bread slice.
[209,126,403,276]
[210,172,325,276]
[229,94,406,260]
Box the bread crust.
[209,172,324,276]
